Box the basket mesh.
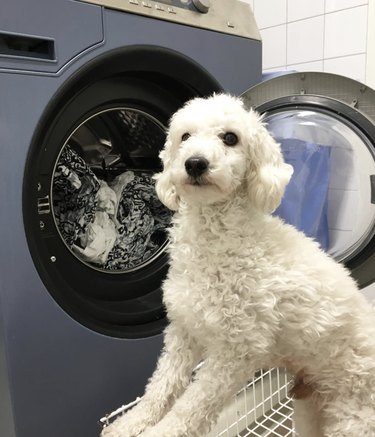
[208,368,295,437]
[100,368,295,436]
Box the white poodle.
[101,94,375,437]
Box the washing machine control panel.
[155,0,209,13]
[155,0,210,13]
[80,0,260,40]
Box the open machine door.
[242,72,375,289]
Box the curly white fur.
[102,94,375,437]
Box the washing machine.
[0,1,262,436]
[242,72,375,299]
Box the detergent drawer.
[0,0,103,74]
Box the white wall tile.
[261,25,287,69]
[324,6,368,58]
[254,0,287,29]
[366,0,375,88]
[286,60,324,72]
[324,54,366,82]
[254,0,371,83]
[325,0,368,13]
[328,189,359,231]
[287,0,324,22]
[287,16,324,65]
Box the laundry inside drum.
[51,108,172,272]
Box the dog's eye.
[181,133,191,142]
[222,132,238,146]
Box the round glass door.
[265,108,375,263]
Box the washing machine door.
[242,72,375,289]
[23,46,222,339]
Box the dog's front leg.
[137,353,251,437]
[101,323,201,437]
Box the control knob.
[192,0,210,13]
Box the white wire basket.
[208,368,295,437]
[100,368,295,437]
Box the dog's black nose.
[185,157,209,178]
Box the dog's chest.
[163,247,259,342]
[165,282,238,342]
[163,216,275,340]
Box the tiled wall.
[241,0,373,86]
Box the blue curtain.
[274,138,331,251]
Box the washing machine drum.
[52,109,171,273]
[24,48,221,338]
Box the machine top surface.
[80,0,261,40]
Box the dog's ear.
[154,138,180,211]
[246,115,293,214]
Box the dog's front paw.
[138,427,164,437]
[100,424,122,437]
[101,421,146,437]
[137,415,186,437]
[100,406,151,437]
[139,426,179,437]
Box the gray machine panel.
[81,0,261,39]
[0,308,16,437]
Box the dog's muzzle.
[185,156,209,179]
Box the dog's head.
[154,94,293,213]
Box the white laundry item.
[72,211,117,264]
[97,180,117,217]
